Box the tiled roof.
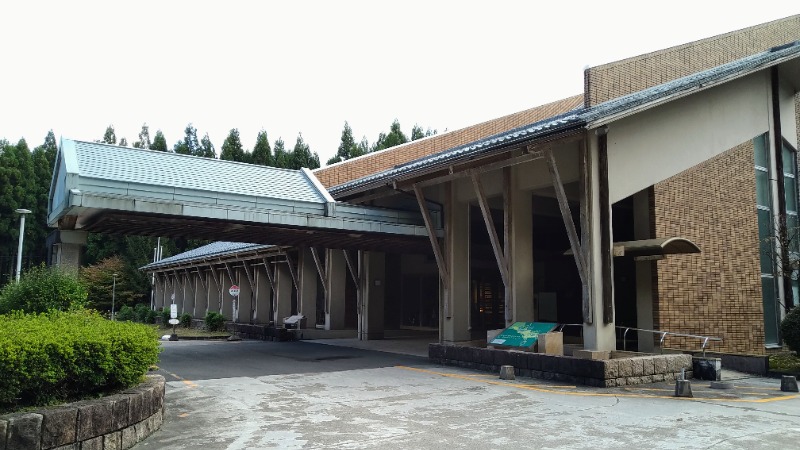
[329,41,800,197]
[141,241,272,270]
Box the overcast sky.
[1,1,798,165]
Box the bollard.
[674,379,693,397]
[780,375,799,392]
[499,365,516,380]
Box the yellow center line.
[395,366,800,403]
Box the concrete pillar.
[208,267,224,316]
[360,251,385,340]
[254,264,272,324]
[238,266,253,324]
[583,132,617,351]
[50,230,87,269]
[299,248,318,329]
[633,189,655,352]
[325,249,347,330]
[173,273,185,315]
[509,168,535,323]
[153,274,163,310]
[442,180,471,342]
[275,264,293,325]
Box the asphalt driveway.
[137,340,800,449]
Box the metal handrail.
[555,323,722,356]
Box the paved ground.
[137,339,800,450]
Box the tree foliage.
[251,130,272,166]
[151,130,168,151]
[174,123,200,155]
[81,256,141,312]
[782,306,800,355]
[0,264,87,314]
[199,133,216,158]
[133,123,151,149]
[102,125,117,145]
[220,128,248,162]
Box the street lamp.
[14,208,31,282]
[112,273,118,321]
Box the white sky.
[1,1,798,165]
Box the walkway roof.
[48,139,440,253]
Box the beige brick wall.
[652,141,765,355]
[585,15,800,107]
[314,94,583,188]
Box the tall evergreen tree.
[150,130,168,151]
[220,128,247,162]
[199,133,216,158]
[0,139,37,282]
[251,130,272,166]
[119,137,128,147]
[273,138,289,168]
[289,133,320,170]
[102,125,117,144]
[411,124,425,141]
[133,123,151,149]
[174,124,200,155]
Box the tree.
[119,137,128,147]
[199,133,216,158]
[102,125,116,145]
[80,256,141,312]
[273,138,289,168]
[174,124,200,155]
[150,130,168,151]
[220,128,247,162]
[133,123,151,149]
[251,130,272,166]
[411,124,426,141]
[289,133,320,170]
[0,139,37,283]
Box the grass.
[769,352,800,376]
[148,324,230,338]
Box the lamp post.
[112,273,118,321]
[14,208,31,282]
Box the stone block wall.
[0,374,165,450]
[652,142,765,354]
[429,344,693,387]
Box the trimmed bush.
[135,303,155,323]
[0,265,87,314]
[160,306,171,325]
[205,311,225,331]
[179,312,192,328]
[0,310,160,411]
[781,306,800,355]
[116,305,135,321]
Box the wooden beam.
[471,172,509,287]
[310,247,328,304]
[261,257,277,294]
[544,148,586,286]
[284,251,299,292]
[208,265,222,293]
[342,249,359,288]
[241,261,257,292]
[502,167,512,323]
[579,139,593,325]
[413,183,449,289]
[195,267,208,291]
[408,150,544,189]
[223,262,237,286]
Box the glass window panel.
[761,276,779,345]
[792,276,800,309]
[785,176,798,212]
[758,209,774,274]
[787,214,800,253]
[754,134,769,168]
[782,144,796,176]
[756,169,771,207]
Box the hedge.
[0,264,87,314]
[782,306,800,355]
[0,310,160,411]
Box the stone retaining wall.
[429,344,693,387]
[0,374,165,450]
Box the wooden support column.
[579,140,593,324]
[598,133,614,324]
[413,183,449,317]
[342,249,363,337]
[471,172,510,288]
[261,257,278,323]
[207,265,224,314]
[545,148,586,286]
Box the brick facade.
[584,15,800,107]
[652,142,765,354]
[314,94,583,188]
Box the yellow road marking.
[395,366,799,403]
[182,380,199,389]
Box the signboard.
[170,304,178,319]
[229,285,240,297]
[490,322,558,349]
[168,318,180,325]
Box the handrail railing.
[555,323,722,356]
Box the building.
[50,15,800,359]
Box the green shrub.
[160,307,171,326]
[134,303,151,323]
[205,311,225,331]
[781,306,800,355]
[0,310,160,411]
[0,265,87,314]
[116,305,135,321]
[179,312,192,328]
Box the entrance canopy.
[47,139,441,252]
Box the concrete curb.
[0,374,165,450]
